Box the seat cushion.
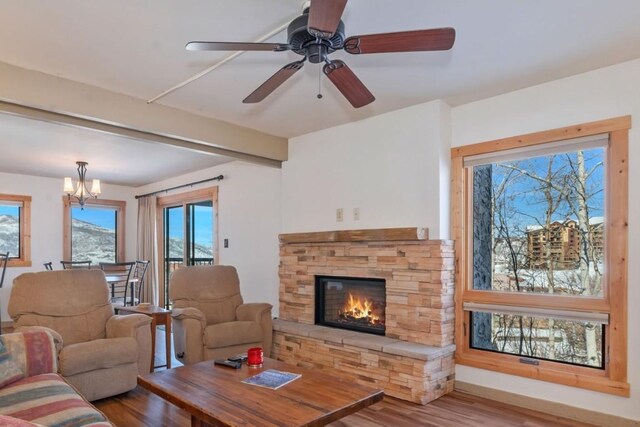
[204,321,263,349]
[0,373,112,426]
[59,338,137,377]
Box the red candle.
[247,347,263,367]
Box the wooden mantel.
[279,227,429,244]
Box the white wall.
[452,58,640,420]
[282,100,451,239]
[134,161,282,314]
[0,171,136,322]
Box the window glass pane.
[470,311,604,369]
[190,201,214,264]
[166,206,184,268]
[0,204,20,258]
[472,147,605,297]
[71,206,117,263]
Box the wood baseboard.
[455,381,639,427]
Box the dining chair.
[132,260,150,305]
[0,252,9,334]
[60,260,92,269]
[43,262,53,270]
[100,262,135,306]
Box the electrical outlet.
[353,208,360,221]
[336,208,344,222]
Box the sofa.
[0,328,112,426]
[9,270,152,401]
[170,265,273,364]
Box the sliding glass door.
[157,188,218,308]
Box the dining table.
[104,275,139,306]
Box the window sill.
[7,260,32,268]
[456,351,630,397]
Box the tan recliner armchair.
[170,265,272,365]
[9,270,152,401]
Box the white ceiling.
[1,0,640,139]
[0,113,232,186]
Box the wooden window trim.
[63,197,126,262]
[156,186,219,308]
[0,194,31,267]
[451,116,630,396]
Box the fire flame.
[340,292,380,324]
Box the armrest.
[236,303,272,323]
[14,326,63,353]
[2,328,58,376]
[106,314,151,339]
[171,307,206,329]
[171,307,206,365]
[106,314,152,374]
[236,303,273,357]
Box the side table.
[115,305,172,372]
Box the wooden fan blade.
[308,0,347,38]
[243,60,305,103]
[186,41,290,52]
[323,60,374,108]
[343,28,455,54]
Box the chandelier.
[63,161,101,209]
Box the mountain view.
[0,214,19,256]
[0,214,212,264]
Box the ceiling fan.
[186,0,455,108]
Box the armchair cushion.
[9,271,114,345]
[170,266,243,325]
[204,321,262,349]
[59,338,137,377]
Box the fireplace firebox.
[315,276,386,335]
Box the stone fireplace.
[272,227,456,404]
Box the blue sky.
[72,206,116,230]
[0,206,18,216]
[488,147,605,230]
[167,204,213,248]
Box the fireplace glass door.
[315,276,386,335]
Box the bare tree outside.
[471,147,605,368]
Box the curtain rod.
[135,175,224,199]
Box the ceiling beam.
[0,61,287,164]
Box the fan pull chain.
[317,63,323,99]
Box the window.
[0,194,31,267]
[451,117,629,396]
[157,187,218,309]
[63,198,125,264]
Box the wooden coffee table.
[138,357,384,427]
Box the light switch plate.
[336,208,344,222]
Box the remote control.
[228,354,248,363]
[214,359,241,369]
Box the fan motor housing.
[287,11,345,63]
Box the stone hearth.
[272,227,456,404]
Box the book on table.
[242,369,301,390]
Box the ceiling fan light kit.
[186,0,455,108]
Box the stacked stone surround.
[274,228,456,404]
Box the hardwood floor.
[94,329,594,427]
[94,387,594,427]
